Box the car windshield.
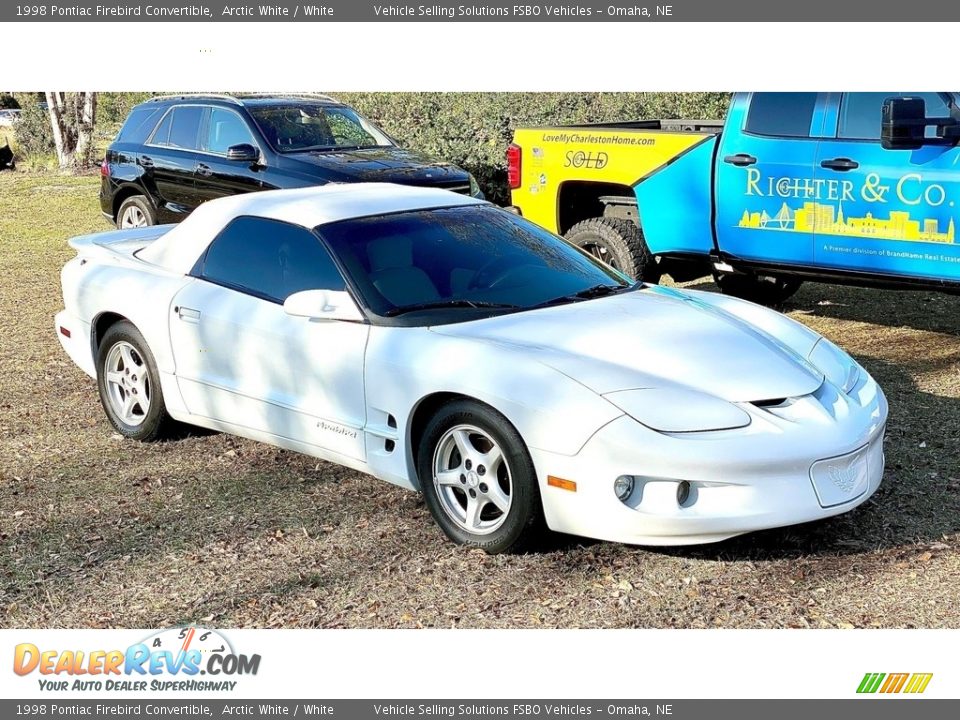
[317,205,634,321]
[247,103,393,153]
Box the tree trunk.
[46,91,97,170]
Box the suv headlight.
[808,337,860,393]
[604,387,751,433]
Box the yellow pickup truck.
[507,119,723,285]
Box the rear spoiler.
[68,226,173,263]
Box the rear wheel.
[417,400,545,554]
[96,320,174,441]
[713,271,802,307]
[116,195,156,229]
[565,217,661,282]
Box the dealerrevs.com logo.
[13,628,261,692]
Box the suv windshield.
[247,103,393,153]
[317,205,633,320]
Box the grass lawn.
[1,169,959,629]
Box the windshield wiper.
[528,283,633,310]
[384,299,520,317]
[296,144,385,153]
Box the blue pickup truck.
[509,92,960,304]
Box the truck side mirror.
[881,97,926,151]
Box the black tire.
[417,399,545,554]
[96,320,174,441]
[713,271,802,307]
[565,217,661,283]
[115,195,157,230]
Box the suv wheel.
[117,195,156,229]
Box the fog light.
[677,480,691,505]
[614,475,634,501]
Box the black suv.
[100,93,482,228]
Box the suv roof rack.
[148,93,243,104]
[147,92,338,104]
[234,92,339,103]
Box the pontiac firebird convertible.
[56,184,888,553]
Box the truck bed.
[522,118,724,133]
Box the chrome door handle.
[175,306,201,322]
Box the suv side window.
[149,106,203,150]
[116,106,165,143]
[204,108,256,155]
[197,216,346,303]
[838,92,953,140]
[745,92,819,138]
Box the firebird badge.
[828,464,859,494]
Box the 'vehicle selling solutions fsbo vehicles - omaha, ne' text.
[57,184,887,553]
[510,91,960,304]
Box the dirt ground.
[1,171,958,629]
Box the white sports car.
[56,184,888,553]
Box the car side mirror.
[283,289,364,322]
[881,97,927,150]
[226,143,260,162]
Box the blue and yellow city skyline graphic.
[739,202,956,244]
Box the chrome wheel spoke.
[464,496,484,530]
[451,428,473,460]
[435,469,462,487]
[485,482,510,513]
[106,370,124,387]
[480,445,502,474]
[121,391,137,421]
[119,343,135,371]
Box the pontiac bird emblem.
[829,464,859,493]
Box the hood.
[430,287,824,403]
[283,146,471,189]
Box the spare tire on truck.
[565,217,661,283]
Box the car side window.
[150,106,203,150]
[197,216,346,303]
[150,109,173,146]
[745,92,819,138]
[838,92,953,140]
[204,108,256,155]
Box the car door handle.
[820,157,860,172]
[723,153,757,167]
[175,306,201,323]
[196,162,213,177]
[139,155,154,169]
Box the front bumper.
[530,376,888,546]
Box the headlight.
[808,338,860,393]
[604,387,751,433]
[468,174,483,198]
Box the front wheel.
[417,400,545,554]
[713,271,802,307]
[96,320,175,441]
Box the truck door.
[715,92,825,266]
[813,92,960,283]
